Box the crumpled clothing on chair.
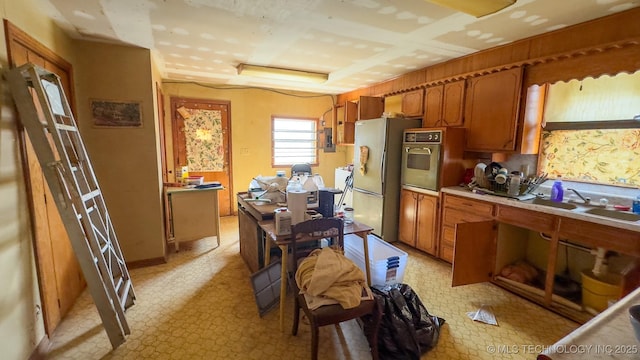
[295,247,367,310]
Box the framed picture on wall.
[91,99,142,127]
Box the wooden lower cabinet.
[444,192,640,324]
[439,193,494,262]
[398,189,438,255]
[238,202,262,273]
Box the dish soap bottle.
[633,194,640,214]
[550,175,564,203]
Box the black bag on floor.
[368,283,445,360]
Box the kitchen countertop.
[441,186,640,233]
[537,286,640,360]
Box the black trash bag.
[366,283,445,360]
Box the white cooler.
[344,233,408,286]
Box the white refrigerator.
[352,117,421,242]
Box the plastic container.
[286,179,302,193]
[312,173,325,189]
[507,172,521,197]
[581,270,622,312]
[550,175,564,203]
[303,176,319,208]
[344,234,408,286]
[274,208,292,236]
[633,195,640,214]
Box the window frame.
[271,115,319,168]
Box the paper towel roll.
[287,189,308,225]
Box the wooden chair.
[290,218,381,360]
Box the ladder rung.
[82,189,101,202]
[101,243,110,254]
[114,277,124,292]
[86,206,95,214]
[55,123,78,132]
[119,279,133,309]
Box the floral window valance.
[538,129,640,186]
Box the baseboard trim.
[28,334,50,360]
[127,256,167,269]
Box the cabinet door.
[343,101,358,144]
[452,220,496,286]
[423,85,443,127]
[464,67,523,151]
[402,89,424,118]
[359,96,384,120]
[398,189,417,246]
[333,101,358,145]
[442,80,465,126]
[416,194,438,255]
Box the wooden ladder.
[7,63,135,349]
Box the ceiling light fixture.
[426,0,516,17]
[236,63,328,83]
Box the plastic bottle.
[274,208,292,235]
[312,173,325,189]
[633,195,640,214]
[550,175,564,203]
[303,176,319,208]
[286,179,302,194]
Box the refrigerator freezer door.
[352,188,383,238]
[353,118,386,195]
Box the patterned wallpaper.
[539,129,640,186]
[184,108,224,172]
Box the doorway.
[170,97,233,216]
[5,20,85,335]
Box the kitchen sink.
[530,197,578,210]
[583,208,640,221]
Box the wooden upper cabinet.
[423,85,444,127]
[333,101,358,145]
[442,80,465,127]
[423,80,465,127]
[401,89,424,118]
[464,67,523,151]
[358,96,384,120]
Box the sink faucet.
[567,188,591,204]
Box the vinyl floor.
[45,215,578,359]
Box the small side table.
[165,185,223,251]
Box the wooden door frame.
[169,96,234,216]
[4,19,78,335]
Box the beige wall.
[74,41,165,263]
[0,0,77,358]
[161,83,349,210]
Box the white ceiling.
[38,0,639,94]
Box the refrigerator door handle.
[380,149,386,187]
[353,187,381,197]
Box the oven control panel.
[403,130,442,144]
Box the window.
[272,116,318,166]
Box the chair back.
[291,163,312,176]
[290,218,344,273]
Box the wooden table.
[259,220,374,331]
